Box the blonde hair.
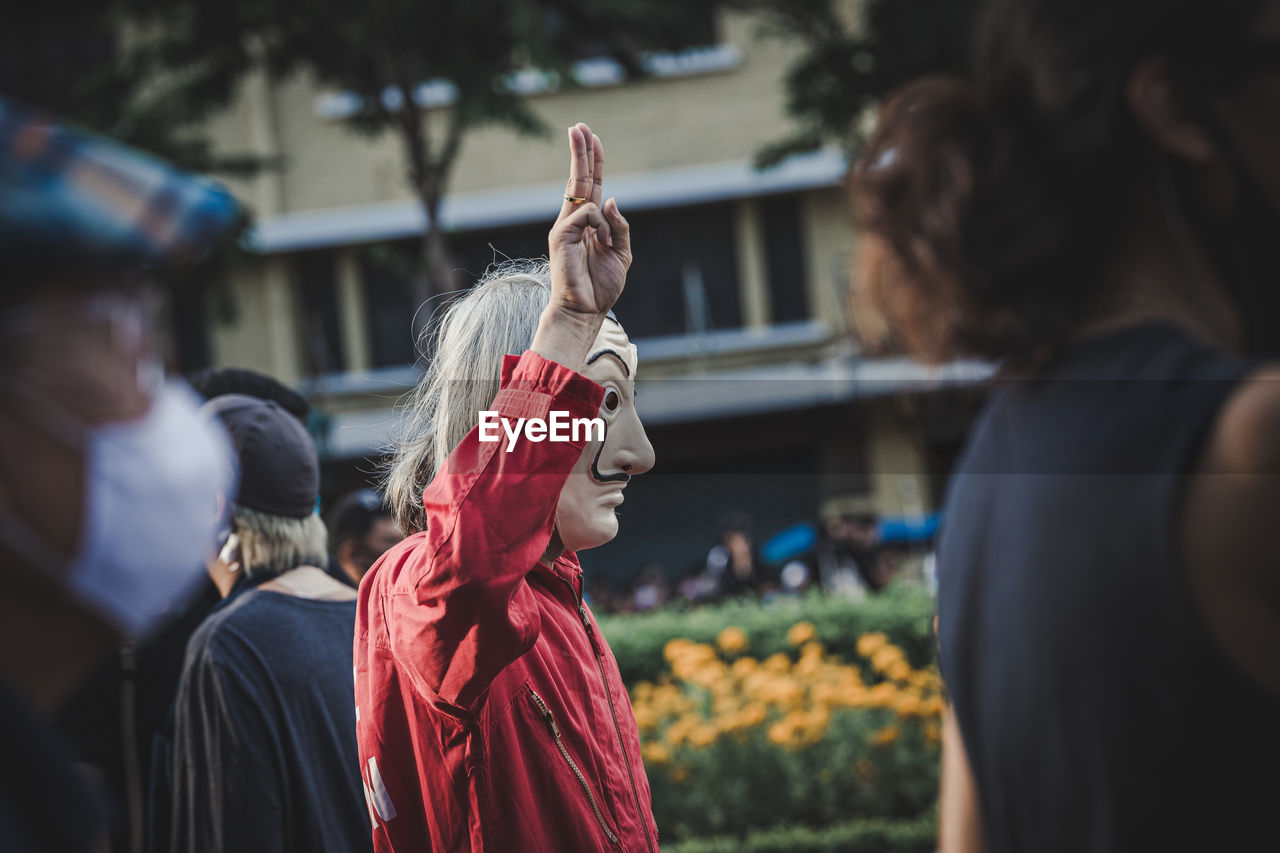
[384,259,552,533]
[232,504,328,578]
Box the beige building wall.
[191,5,958,521]
[864,400,932,518]
[207,257,303,385]
[205,12,805,215]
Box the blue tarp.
[760,512,943,562]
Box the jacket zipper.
[528,687,621,849]
[560,577,658,853]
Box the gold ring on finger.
[563,194,588,204]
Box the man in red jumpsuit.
[355,122,660,852]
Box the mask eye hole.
[604,390,620,412]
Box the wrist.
[530,306,603,370]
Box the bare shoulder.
[1180,365,1280,696]
[1202,365,1280,474]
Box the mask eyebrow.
[586,348,630,378]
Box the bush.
[597,582,936,687]
[665,813,938,853]
[633,626,942,840]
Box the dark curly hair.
[850,0,1267,363]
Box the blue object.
[761,522,818,563]
[878,513,941,544]
[0,97,240,273]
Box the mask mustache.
[589,422,630,484]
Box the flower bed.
[596,584,937,687]
[624,610,943,842]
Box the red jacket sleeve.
[385,350,604,710]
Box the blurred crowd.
[594,506,928,615]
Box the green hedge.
[596,582,937,687]
[665,813,937,853]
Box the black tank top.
[937,323,1280,852]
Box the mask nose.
[609,408,655,478]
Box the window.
[620,202,741,339]
[762,195,810,324]
[294,251,345,376]
[359,243,418,368]
[450,223,551,284]
[168,282,211,374]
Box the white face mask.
[0,382,236,637]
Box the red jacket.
[354,351,659,852]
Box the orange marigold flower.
[787,621,817,646]
[716,626,749,655]
[871,726,900,748]
[856,631,889,658]
[641,742,671,765]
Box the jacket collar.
[531,549,583,593]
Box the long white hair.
[384,259,551,533]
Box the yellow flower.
[871,725,900,748]
[870,645,905,674]
[664,716,697,746]
[688,725,718,748]
[716,626,749,655]
[892,692,924,718]
[866,682,896,708]
[670,765,689,783]
[924,722,941,745]
[886,659,913,683]
[634,705,659,731]
[787,621,817,646]
[663,638,693,663]
[800,640,825,659]
[794,654,822,678]
[641,742,671,766]
[739,702,767,727]
[731,657,758,678]
[763,652,791,673]
[857,632,889,658]
[767,719,796,747]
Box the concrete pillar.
[336,249,372,373]
[733,199,771,329]
[799,189,854,335]
[262,257,302,385]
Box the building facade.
[178,8,987,591]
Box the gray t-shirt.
[167,588,369,853]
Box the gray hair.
[232,504,329,578]
[384,259,552,533]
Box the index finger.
[560,123,594,220]
[590,132,604,206]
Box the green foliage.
[2,2,261,174]
[648,706,940,839]
[729,0,979,165]
[597,582,937,686]
[665,813,937,853]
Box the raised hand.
[547,122,631,318]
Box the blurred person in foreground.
[0,98,237,851]
[357,122,658,851]
[324,489,402,588]
[58,368,308,853]
[851,1,1280,850]
[165,395,369,853]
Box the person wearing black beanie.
[161,395,371,853]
